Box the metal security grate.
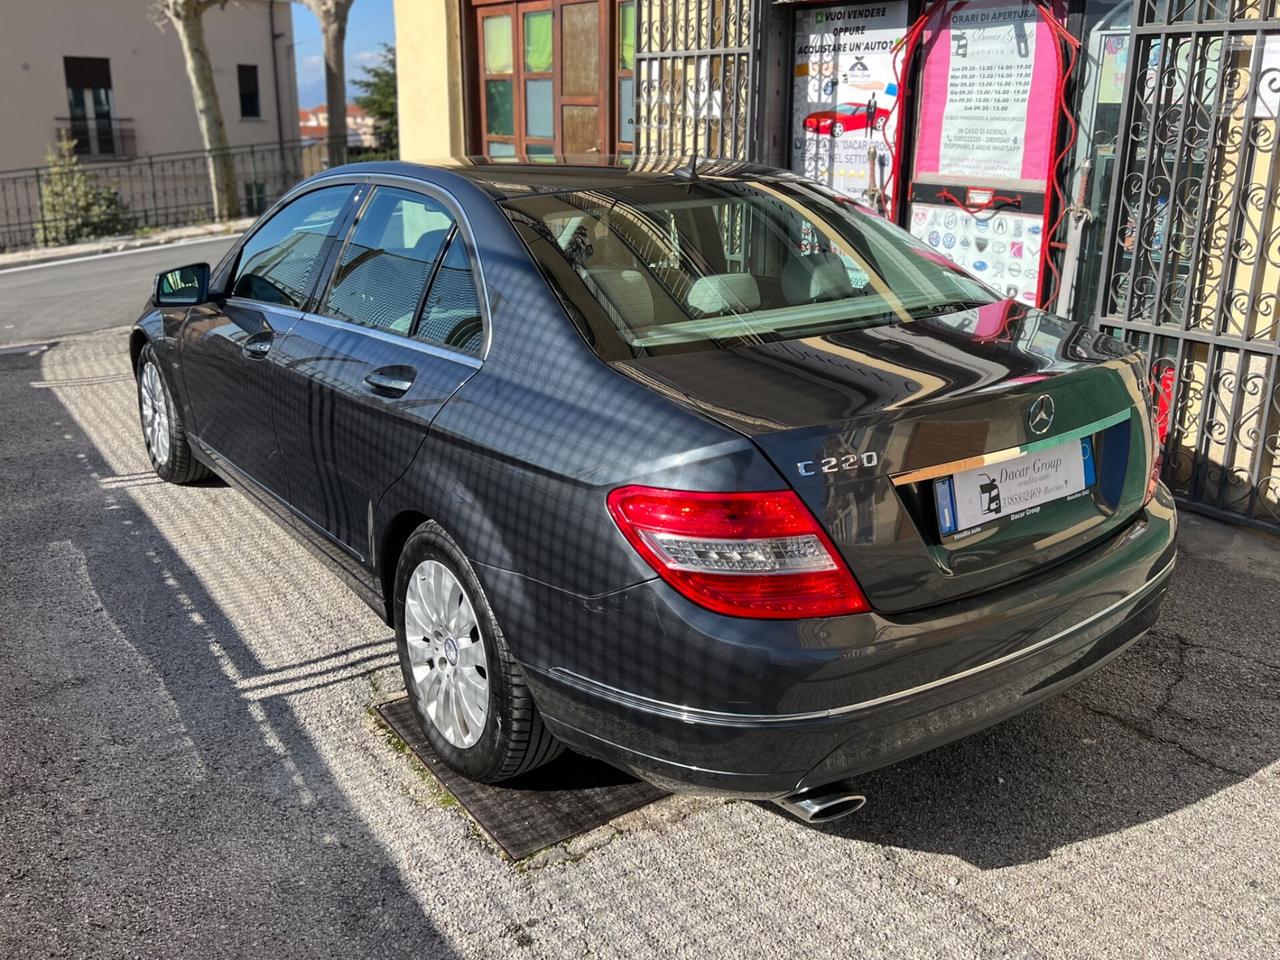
[375,698,666,860]
[634,0,757,159]
[1098,0,1280,530]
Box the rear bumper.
[511,488,1177,799]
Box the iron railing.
[1098,0,1280,531]
[54,116,137,160]
[0,138,396,253]
[634,0,759,160]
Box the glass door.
[522,2,556,157]
[479,4,520,157]
[474,0,624,159]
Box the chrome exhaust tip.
[772,783,866,824]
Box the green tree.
[37,133,130,246]
[353,43,398,155]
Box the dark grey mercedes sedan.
[132,159,1176,822]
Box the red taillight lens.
[606,485,871,619]
[1146,366,1174,503]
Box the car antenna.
[675,150,700,182]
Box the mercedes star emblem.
[1028,394,1056,435]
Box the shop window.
[788,4,907,214]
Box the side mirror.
[154,263,210,306]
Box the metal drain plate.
[376,697,667,860]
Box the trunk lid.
[618,303,1154,613]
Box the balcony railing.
[53,117,137,160]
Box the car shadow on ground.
[778,548,1280,869]
[1,339,464,958]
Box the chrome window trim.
[547,554,1176,727]
[230,171,497,361]
[219,178,366,306]
[300,310,483,369]
[359,173,496,361]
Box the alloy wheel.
[403,559,489,748]
[139,361,171,466]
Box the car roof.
[317,156,792,201]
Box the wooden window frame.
[469,0,617,159]
[613,0,635,154]
[477,3,518,157]
[519,0,556,156]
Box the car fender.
[130,306,198,426]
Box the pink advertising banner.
[913,1,1062,186]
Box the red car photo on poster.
[803,103,891,138]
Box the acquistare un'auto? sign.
[790,2,908,214]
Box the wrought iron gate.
[633,0,758,159]
[1099,0,1280,530]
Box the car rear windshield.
[503,177,998,359]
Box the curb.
[0,219,254,271]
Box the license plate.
[934,438,1096,535]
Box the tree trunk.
[169,2,240,220]
[323,17,349,166]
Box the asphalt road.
[0,236,236,346]
[2,323,1278,958]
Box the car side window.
[413,233,484,356]
[323,187,453,335]
[230,186,353,307]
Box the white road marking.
[0,235,237,276]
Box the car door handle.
[242,334,272,359]
[363,366,416,397]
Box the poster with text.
[791,2,908,214]
[909,201,1043,305]
[914,1,1061,185]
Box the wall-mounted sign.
[914,1,1060,185]
[909,200,1043,305]
[790,2,908,214]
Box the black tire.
[393,521,562,782]
[135,342,210,485]
[831,121,845,138]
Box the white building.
[0,0,300,171]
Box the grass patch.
[367,704,458,808]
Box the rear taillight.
[1145,366,1174,503]
[606,485,871,619]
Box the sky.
[291,0,397,111]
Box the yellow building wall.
[394,0,468,161]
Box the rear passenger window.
[414,234,484,356]
[324,187,453,334]
[231,185,353,307]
